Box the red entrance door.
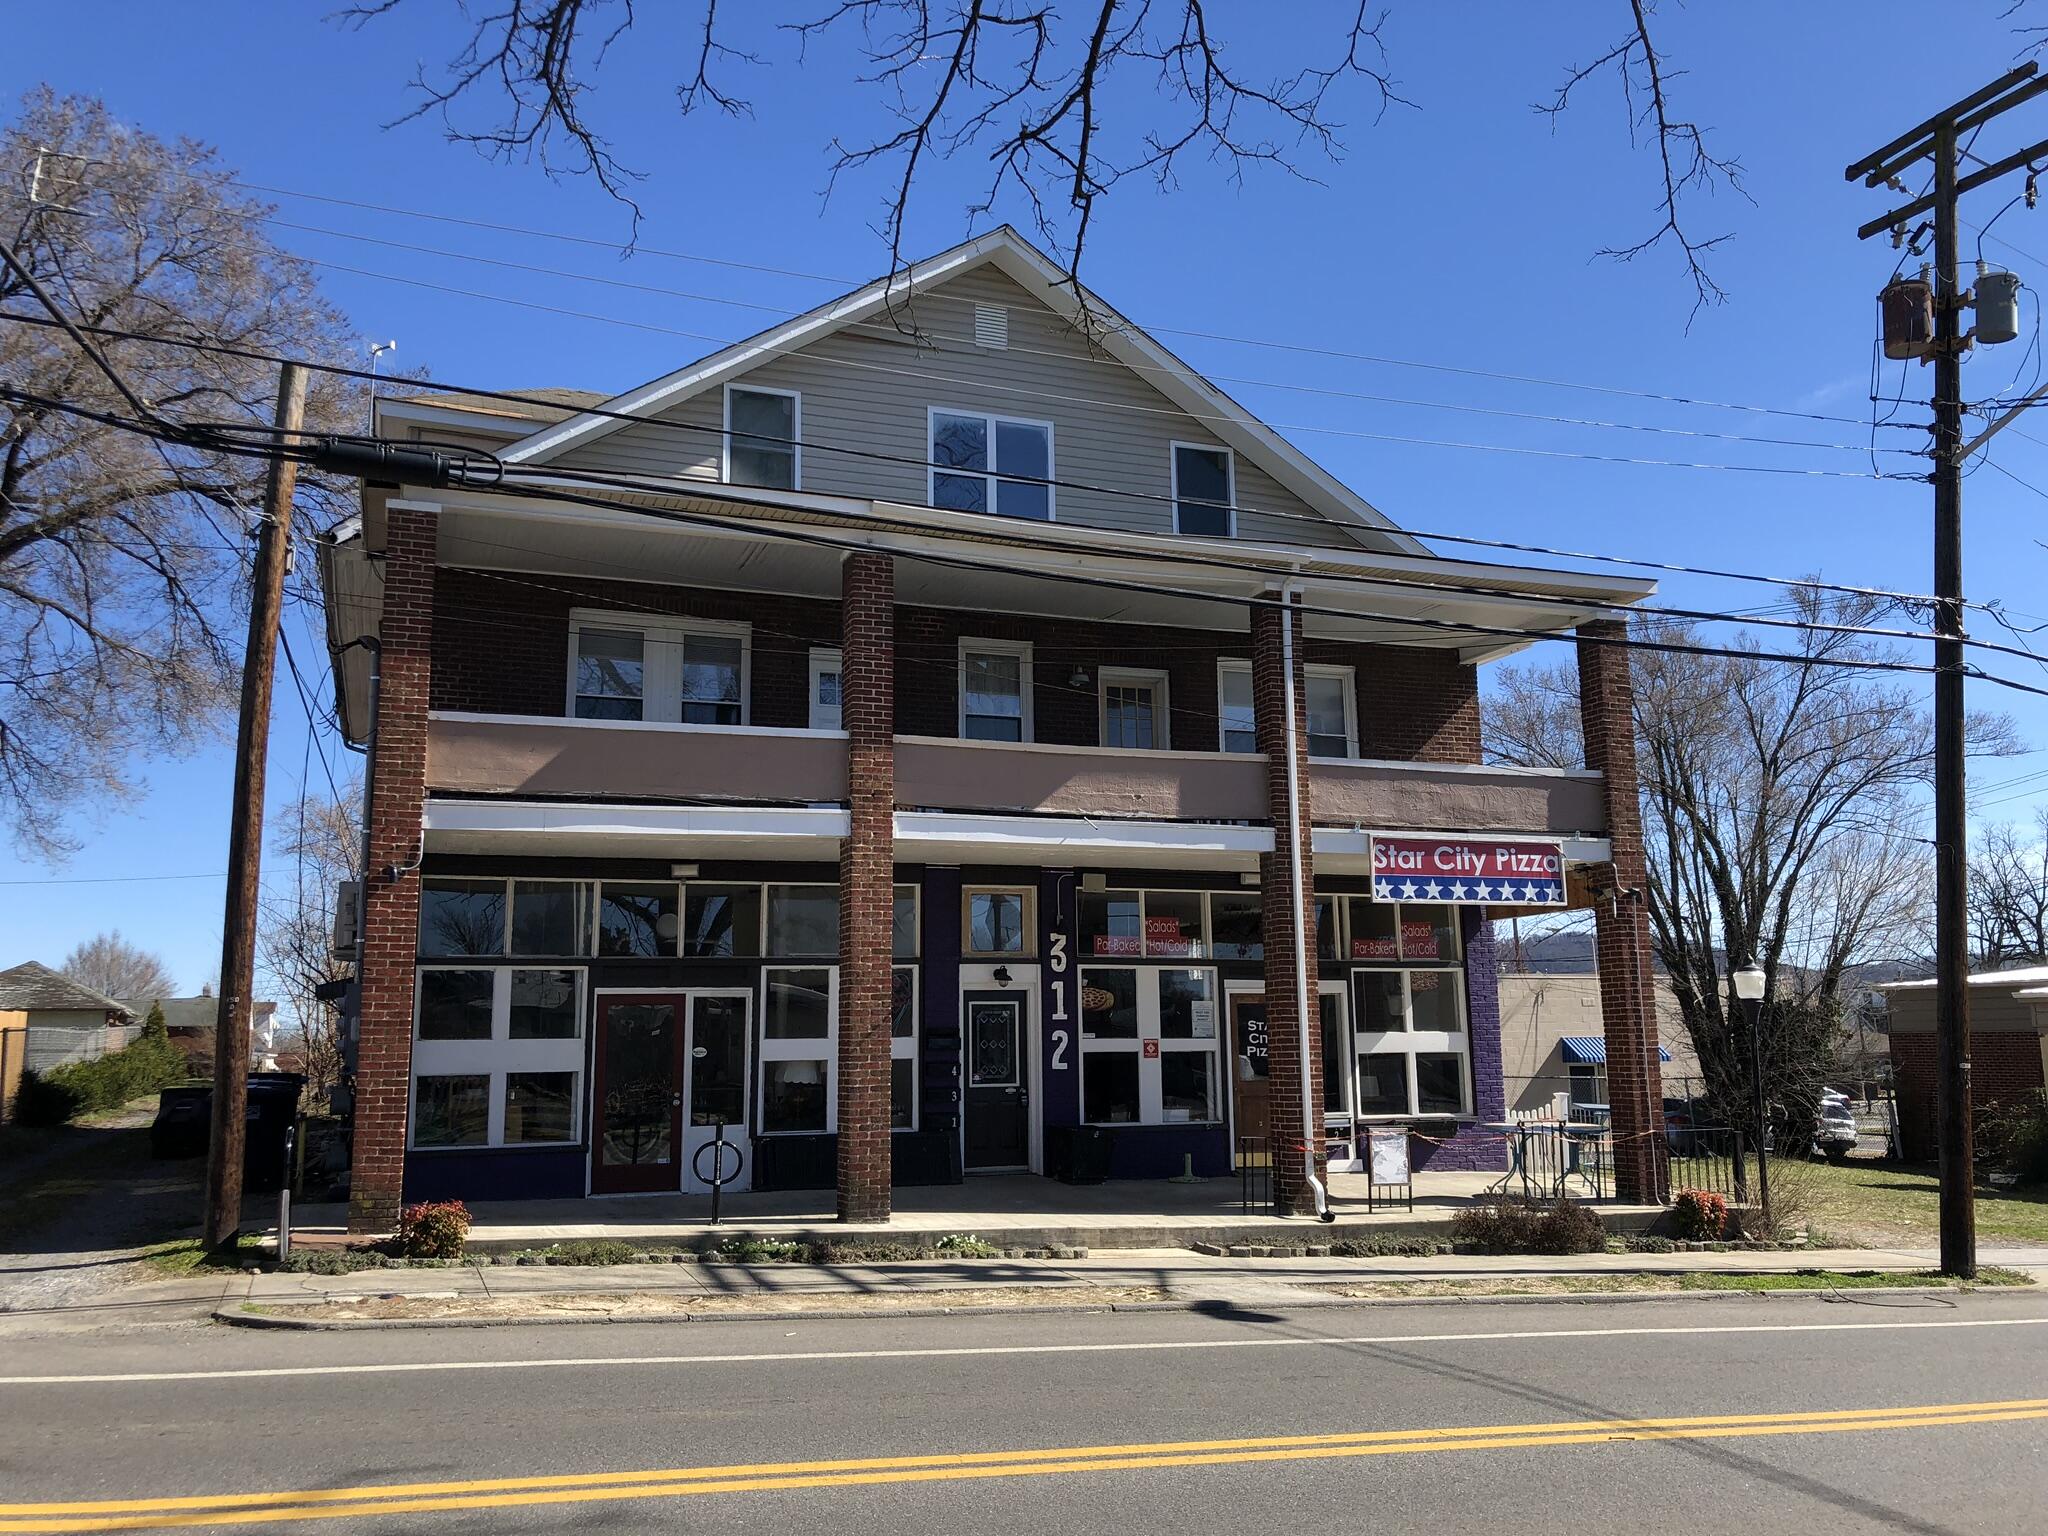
[591,994,683,1195]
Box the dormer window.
[930,409,1052,520]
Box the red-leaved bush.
[1671,1188,1728,1242]
[395,1200,471,1259]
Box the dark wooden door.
[591,994,683,1194]
[964,993,1029,1170]
[1230,994,1271,1157]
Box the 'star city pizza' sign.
[1369,835,1567,907]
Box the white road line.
[4,1313,2047,1387]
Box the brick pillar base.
[1253,596,1324,1216]
[347,502,435,1234]
[837,552,895,1222]
[1577,620,1667,1204]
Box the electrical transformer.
[1976,267,2023,345]
[1881,276,1935,359]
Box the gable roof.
[114,995,275,1033]
[498,226,1427,557]
[0,961,134,1019]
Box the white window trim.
[1077,964,1223,1127]
[1320,980,1353,1123]
[565,608,752,727]
[962,885,1036,958]
[760,964,839,1135]
[927,405,1057,521]
[808,646,843,732]
[722,383,801,489]
[892,963,920,1133]
[1098,667,1171,752]
[958,638,1035,744]
[1352,966,1472,1119]
[1214,658,1358,758]
[411,966,586,1149]
[1169,441,1236,538]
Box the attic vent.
[973,303,1009,349]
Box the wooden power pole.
[203,361,308,1252]
[1848,64,2048,1279]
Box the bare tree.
[1969,807,2048,967]
[1486,592,2019,1154]
[258,778,362,1097]
[343,2,1738,306]
[0,89,362,860]
[60,929,177,1001]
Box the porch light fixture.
[1068,665,1089,688]
[1732,964,1766,1003]
[993,966,1013,988]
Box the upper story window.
[724,385,799,490]
[930,408,1053,520]
[568,610,748,726]
[1100,668,1169,751]
[1172,443,1235,537]
[808,647,842,731]
[1215,660,1357,758]
[960,639,1032,742]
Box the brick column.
[347,502,436,1234]
[1576,618,1667,1204]
[837,552,896,1222]
[1253,594,1325,1216]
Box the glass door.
[682,991,752,1194]
[591,994,682,1194]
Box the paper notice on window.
[1369,1128,1411,1185]
[1189,1001,1216,1038]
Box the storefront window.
[1315,896,1340,963]
[416,970,493,1040]
[965,889,1031,955]
[1408,969,1464,1034]
[418,879,506,958]
[1081,968,1139,1039]
[762,1061,828,1134]
[511,881,593,956]
[1354,970,1403,1033]
[1157,969,1217,1039]
[503,1072,576,1143]
[685,885,762,958]
[413,1075,489,1146]
[766,886,838,957]
[1321,993,1350,1115]
[891,966,918,1131]
[1083,1052,1141,1123]
[1210,892,1261,959]
[597,882,679,957]
[1416,1054,1466,1116]
[761,967,835,1135]
[1347,898,1398,961]
[893,886,919,959]
[1079,966,1223,1127]
[1357,1053,1406,1115]
[1145,891,1204,957]
[764,968,832,1039]
[411,967,586,1150]
[1351,962,1470,1118]
[508,970,581,1040]
[1160,1051,1216,1123]
[1401,905,1460,963]
[1080,891,1142,957]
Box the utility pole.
[203,362,308,1253]
[1848,64,2048,1279]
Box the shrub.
[545,1238,636,1266]
[1623,1235,1678,1254]
[1449,1199,1545,1254]
[1989,1091,2048,1187]
[1531,1198,1607,1255]
[395,1200,470,1260]
[1671,1189,1729,1242]
[11,1069,84,1127]
[1328,1235,1446,1258]
[22,1018,188,1124]
[278,1249,395,1275]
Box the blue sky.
[8,2,2048,990]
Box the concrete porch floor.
[290,1171,1664,1253]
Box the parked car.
[1664,1096,1717,1156]
[1814,1091,1859,1162]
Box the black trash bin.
[1047,1123,1110,1185]
[149,1085,211,1160]
[148,1073,306,1190]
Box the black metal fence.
[1666,1125,1747,1201]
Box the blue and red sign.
[1369,836,1567,907]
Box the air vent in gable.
[973,303,1010,349]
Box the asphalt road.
[4,1291,2047,1534]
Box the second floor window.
[930,409,1052,520]
[724,386,798,489]
[1216,660,1357,757]
[569,610,749,726]
[960,641,1032,742]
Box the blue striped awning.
[1560,1036,1672,1065]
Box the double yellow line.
[5,1398,2043,1532]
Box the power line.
[0,871,228,886]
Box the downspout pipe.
[1278,580,1334,1222]
[345,637,381,1072]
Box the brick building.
[1884,968,2048,1161]
[317,228,1665,1232]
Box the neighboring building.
[1495,970,1698,1116]
[1883,967,2048,1161]
[117,995,280,1070]
[0,962,136,1071]
[318,227,1667,1231]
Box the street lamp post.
[1732,963,1771,1233]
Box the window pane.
[414,1075,488,1146]
[1357,1052,1408,1115]
[994,419,1048,478]
[729,442,794,489]
[1080,891,1143,957]
[932,412,988,472]
[1354,969,1405,1033]
[1210,892,1262,960]
[1321,994,1349,1114]
[1081,968,1138,1039]
[766,886,839,957]
[1402,906,1460,963]
[891,967,917,1039]
[764,968,832,1039]
[419,879,505,958]
[575,628,644,719]
[967,891,1026,954]
[509,969,580,1039]
[685,885,762,958]
[679,634,743,725]
[597,882,679,957]
[689,996,749,1127]
[1083,1052,1141,1124]
[996,478,1050,520]
[893,888,919,959]
[511,882,591,956]
[504,1071,576,1143]
[1219,665,1256,753]
[964,711,1023,742]
[1408,969,1463,1034]
[1314,895,1340,963]
[1348,899,1399,961]
[1103,683,1157,749]
[963,652,1023,740]
[762,1060,828,1133]
[1416,1053,1466,1116]
[729,390,796,489]
[1175,446,1232,536]
[890,1056,916,1130]
[417,970,493,1040]
[1306,674,1351,758]
[1157,968,1216,1040]
[1145,891,1204,958]
[1160,1051,1216,1123]
[933,472,988,513]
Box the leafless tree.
[60,929,178,1001]
[1486,591,2019,1147]
[0,90,363,860]
[258,778,362,1097]
[1969,807,2048,966]
[343,1,1737,308]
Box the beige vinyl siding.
[557,267,1367,550]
